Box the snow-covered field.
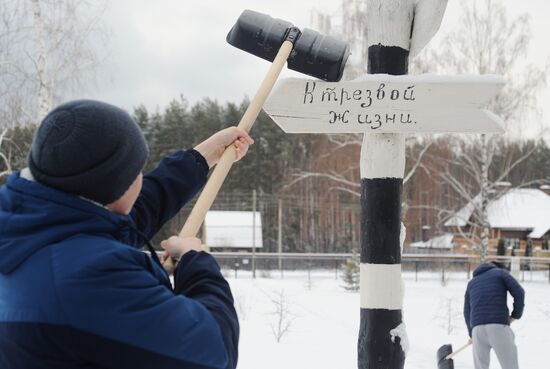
[226,270,550,369]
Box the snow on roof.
[410,233,454,249]
[204,211,262,249]
[444,194,480,227]
[445,189,550,239]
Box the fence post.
[278,198,283,272]
[307,260,312,288]
[511,257,520,279]
[252,189,257,279]
[415,261,418,282]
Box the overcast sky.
[80,0,550,137]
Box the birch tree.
[0,0,109,128]
[0,124,36,183]
[0,129,13,179]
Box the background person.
[464,261,525,369]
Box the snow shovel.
[437,341,472,369]
[162,10,349,273]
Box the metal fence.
[208,252,550,283]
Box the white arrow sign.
[264,74,506,134]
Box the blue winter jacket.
[0,150,239,369]
[463,263,525,336]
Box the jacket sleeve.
[130,149,209,242]
[502,271,525,319]
[174,251,239,369]
[56,245,237,369]
[464,287,472,337]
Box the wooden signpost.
[264,1,506,368]
[264,75,505,134]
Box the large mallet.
[436,341,472,369]
[163,10,349,272]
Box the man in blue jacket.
[464,262,525,369]
[0,100,253,369]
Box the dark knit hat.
[29,100,149,205]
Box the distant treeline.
[1,97,549,252]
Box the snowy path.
[227,271,549,369]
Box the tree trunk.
[480,133,490,261]
[30,0,50,121]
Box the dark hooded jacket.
[0,150,239,369]
[463,263,525,336]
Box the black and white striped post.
[358,2,411,368]
[357,1,454,367]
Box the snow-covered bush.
[434,297,462,335]
[268,290,295,343]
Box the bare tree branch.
[404,140,433,184]
[285,170,361,190]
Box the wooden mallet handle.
[163,40,294,273]
[446,341,472,360]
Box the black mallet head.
[437,344,454,369]
[226,9,349,82]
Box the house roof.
[410,233,454,249]
[204,211,263,248]
[444,189,550,239]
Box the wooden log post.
[358,1,412,368]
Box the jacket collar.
[7,171,131,227]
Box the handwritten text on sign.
[264,75,506,134]
[303,81,417,130]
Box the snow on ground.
[225,269,550,369]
